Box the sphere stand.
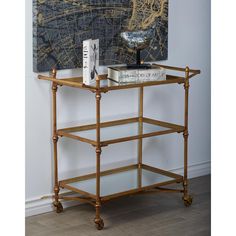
[127,49,151,69]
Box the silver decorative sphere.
[120,27,155,50]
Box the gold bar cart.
[38,64,200,230]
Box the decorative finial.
[96,75,100,81]
[51,67,57,78]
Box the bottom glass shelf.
[60,164,183,201]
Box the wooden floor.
[26,175,210,236]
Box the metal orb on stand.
[120,26,156,69]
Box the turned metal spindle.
[51,68,63,212]
[94,76,104,230]
[182,66,192,206]
[138,86,144,188]
[138,86,144,167]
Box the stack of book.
[108,65,166,86]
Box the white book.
[108,65,166,84]
[83,39,99,85]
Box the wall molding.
[25,160,210,217]
[25,193,81,217]
[171,160,211,179]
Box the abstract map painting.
[33,0,168,72]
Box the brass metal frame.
[56,117,185,147]
[59,163,183,202]
[38,65,200,230]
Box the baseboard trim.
[25,160,210,217]
[25,193,81,217]
[172,160,211,179]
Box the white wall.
[26,0,211,216]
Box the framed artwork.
[33,0,168,72]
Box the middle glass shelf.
[57,117,184,146]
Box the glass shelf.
[38,74,186,92]
[59,164,183,201]
[57,117,184,146]
[70,120,167,142]
[38,64,200,92]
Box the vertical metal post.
[183,66,190,199]
[138,86,144,188]
[51,68,62,212]
[94,76,104,229]
[138,86,144,167]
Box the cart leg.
[138,87,143,188]
[94,203,104,230]
[94,78,104,230]
[182,131,192,207]
[94,148,104,230]
[182,67,193,207]
[51,69,63,213]
[52,136,63,213]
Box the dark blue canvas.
[33,0,168,72]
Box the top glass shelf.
[38,64,200,92]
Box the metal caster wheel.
[95,219,104,230]
[183,195,193,207]
[53,201,63,213]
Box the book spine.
[139,68,166,82]
[83,39,99,85]
[83,40,91,85]
[108,68,139,83]
[108,68,166,83]
[108,68,119,81]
